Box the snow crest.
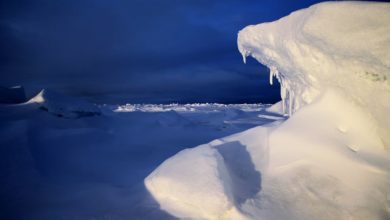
[238,1,390,146]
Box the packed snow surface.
[146,2,390,220]
[0,90,279,220]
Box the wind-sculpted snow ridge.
[146,2,390,220]
[238,1,390,146]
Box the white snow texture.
[145,2,390,220]
[238,1,390,146]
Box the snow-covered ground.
[0,91,282,220]
[1,1,389,220]
[146,2,390,220]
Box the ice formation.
[146,2,390,220]
[238,1,390,145]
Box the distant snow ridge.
[238,1,390,146]
[29,89,101,118]
[146,2,390,220]
[115,103,264,113]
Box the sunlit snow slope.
[146,2,390,220]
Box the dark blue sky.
[0,0,325,104]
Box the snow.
[146,91,390,220]
[265,101,283,115]
[1,1,390,220]
[145,126,272,220]
[28,89,101,118]
[145,2,390,220]
[238,1,390,146]
[0,89,276,220]
[115,103,263,113]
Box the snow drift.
[146,2,390,220]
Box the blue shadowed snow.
[0,92,284,220]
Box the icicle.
[280,82,286,100]
[280,84,287,114]
[269,66,278,85]
[242,52,247,64]
[275,70,280,82]
[288,90,293,116]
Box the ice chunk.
[238,1,390,146]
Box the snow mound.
[238,1,390,146]
[146,2,390,219]
[28,89,101,118]
[145,126,269,219]
[146,89,390,220]
[265,101,283,115]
